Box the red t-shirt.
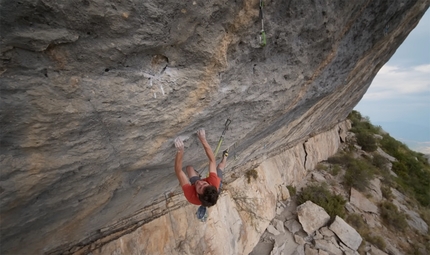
[182,172,221,205]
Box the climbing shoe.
[196,206,208,222]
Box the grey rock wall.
[0,0,428,254]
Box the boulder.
[304,244,318,255]
[314,239,343,255]
[350,188,378,214]
[270,245,283,255]
[329,216,362,251]
[279,185,291,201]
[314,230,323,240]
[362,213,381,228]
[345,202,357,213]
[285,219,303,234]
[339,241,360,255]
[385,242,403,255]
[294,234,306,245]
[273,219,285,233]
[267,225,281,236]
[297,201,330,235]
[392,200,428,234]
[319,227,335,238]
[369,178,383,202]
[249,242,274,255]
[376,148,396,162]
[292,244,305,255]
[391,188,407,204]
[278,231,299,255]
[368,245,388,255]
[312,171,326,182]
[277,206,284,216]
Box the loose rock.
[297,201,330,236]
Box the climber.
[174,129,228,207]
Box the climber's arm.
[174,138,189,186]
[197,129,217,174]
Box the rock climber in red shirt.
[174,129,227,207]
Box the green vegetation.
[330,165,341,176]
[297,183,346,219]
[365,235,386,251]
[381,134,430,207]
[327,152,352,165]
[316,163,328,171]
[327,152,376,192]
[287,185,296,196]
[371,154,389,170]
[356,132,377,152]
[348,111,380,152]
[348,111,381,134]
[381,185,393,200]
[347,110,430,207]
[379,201,408,231]
[346,213,365,230]
[344,157,376,192]
[245,169,258,184]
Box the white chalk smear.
[160,85,165,95]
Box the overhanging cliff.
[0,0,428,254]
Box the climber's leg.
[186,165,200,185]
[216,149,228,171]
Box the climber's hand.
[197,128,206,140]
[174,137,184,152]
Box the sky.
[355,10,430,154]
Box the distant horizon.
[368,119,430,154]
[355,10,430,154]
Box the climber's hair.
[198,185,219,207]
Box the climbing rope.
[214,119,232,157]
[197,118,232,176]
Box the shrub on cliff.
[348,110,381,135]
[349,111,430,207]
[297,183,346,219]
[380,201,408,231]
[356,132,377,152]
[371,154,389,171]
[344,157,376,192]
[380,134,430,207]
[327,152,353,165]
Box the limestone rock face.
[350,188,378,214]
[297,201,330,236]
[314,239,343,255]
[0,0,428,254]
[329,216,363,251]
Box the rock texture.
[297,201,330,236]
[350,188,378,214]
[251,126,430,255]
[329,216,362,251]
[80,122,348,255]
[0,0,428,254]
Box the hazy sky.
[355,10,430,154]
